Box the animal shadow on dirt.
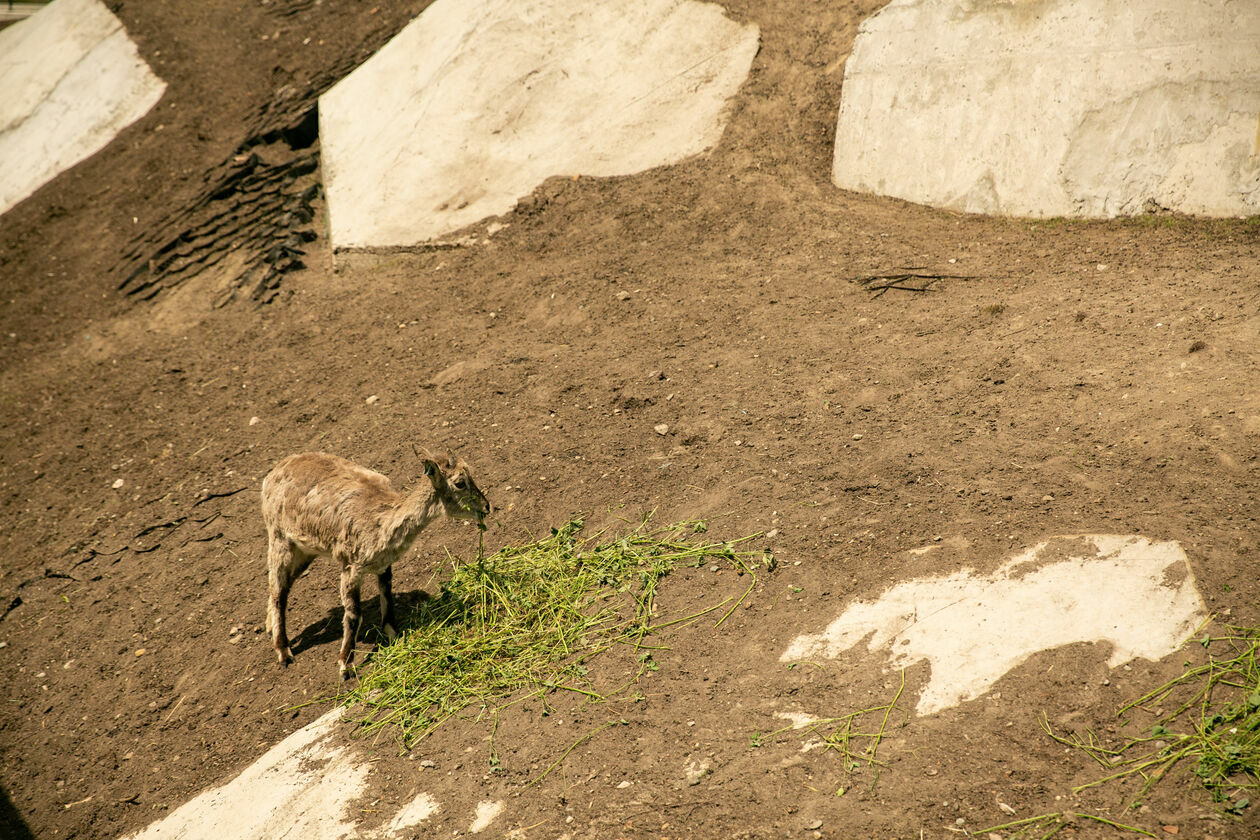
[287,588,432,662]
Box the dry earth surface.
[1,1,1258,838]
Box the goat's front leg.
[339,567,363,682]
[378,566,397,642]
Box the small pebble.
[765,529,779,539]
[249,416,260,426]
[365,395,379,405]
[616,780,632,789]
[852,434,863,441]
[654,424,669,435]
[805,820,823,830]
[112,478,125,489]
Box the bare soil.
[1,1,1258,838]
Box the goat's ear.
[423,460,439,479]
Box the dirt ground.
[2,1,1259,838]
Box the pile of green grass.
[1043,622,1260,817]
[341,516,767,749]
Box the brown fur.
[261,450,490,679]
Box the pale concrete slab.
[0,0,165,217]
[319,0,759,249]
[782,535,1206,715]
[120,710,373,840]
[118,709,455,840]
[832,0,1260,218]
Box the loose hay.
[1043,621,1260,818]
[340,517,766,749]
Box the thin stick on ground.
[850,269,974,297]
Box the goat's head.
[422,450,491,529]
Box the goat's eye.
[453,477,466,489]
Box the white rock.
[684,759,711,785]
[468,800,504,834]
[384,793,439,834]
[119,710,371,840]
[0,0,166,218]
[111,478,124,489]
[832,0,1260,218]
[654,423,669,435]
[319,0,759,248]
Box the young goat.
[262,450,490,680]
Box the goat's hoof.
[276,648,294,667]
[339,664,357,683]
[382,623,398,643]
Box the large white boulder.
[832,0,1260,218]
[319,0,759,249]
[0,0,165,217]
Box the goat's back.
[262,452,399,553]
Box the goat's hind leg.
[267,536,309,666]
[338,565,364,682]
